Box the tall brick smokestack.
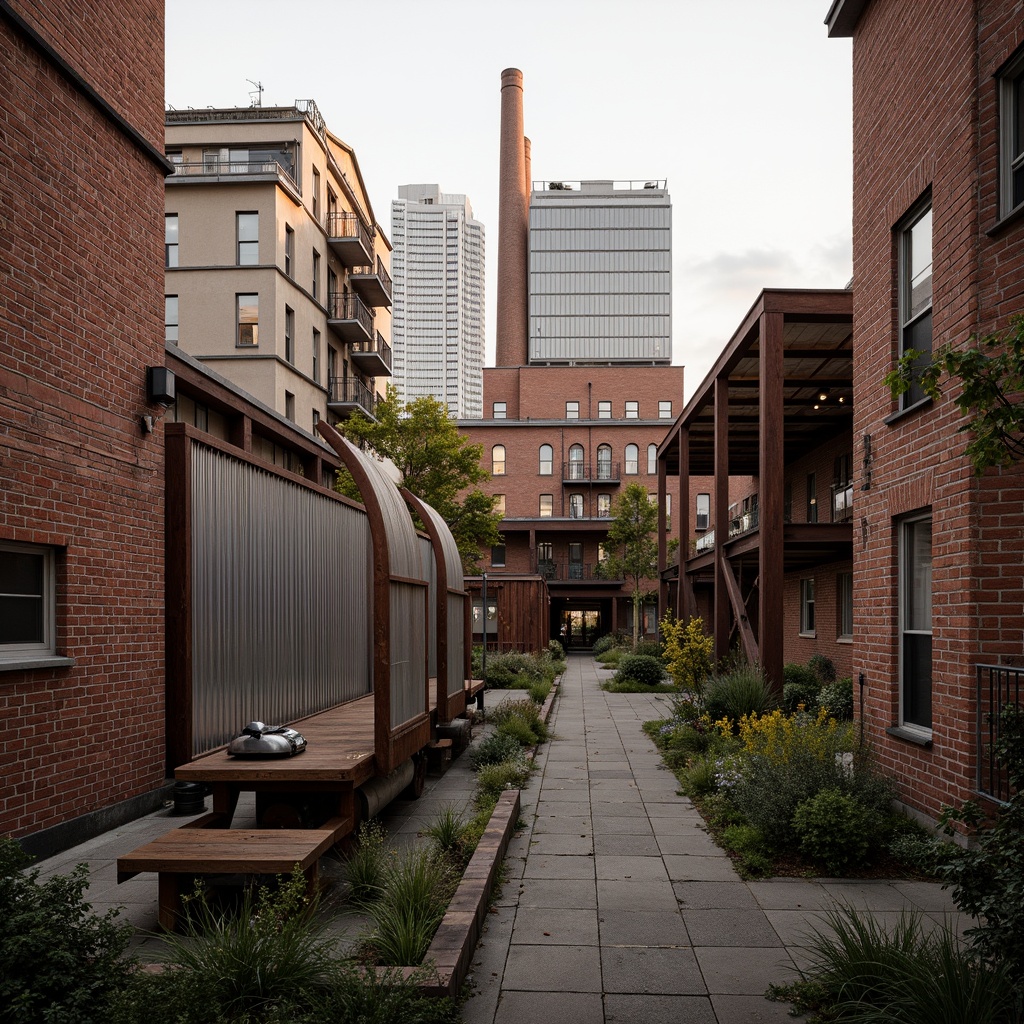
[496,68,529,367]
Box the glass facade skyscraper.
[528,180,671,364]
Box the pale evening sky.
[165,0,852,403]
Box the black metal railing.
[327,292,374,334]
[536,560,619,582]
[352,256,393,300]
[171,159,297,187]
[976,663,1023,804]
[326,211,373,253]
[349,332,392,373]
[561,461,621,483]
[327,376,375,416]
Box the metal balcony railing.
[171,158,298,187]
[832,481,854,522]
[350,332,392,373]
[352,256,393,299]
[327,292,374,334]
[327,376,376,416]
[693,529,715,556]
[562,461,622,483]
[976,663,1023,804]
[326,211,373,253]
[537,560,619,582]
[729,506,759,538]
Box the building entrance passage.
[553,598,610,650]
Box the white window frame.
[647,443,657,475]
[799,578,816,637]
[566,401,579,420]
[539,494,553,518]
[999,46,1024,219]
[659,400,672,419]
[0,541,57,663]
[491,444,506,476]
[899,513,933,733]
[897,198,933,409]
[625,443,639,475]
[493,401,507,419]
[598,400,611,419]
[625,400,639,419]
[696,492,710,531]
[539,444,553,475]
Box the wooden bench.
[117,814,350,931]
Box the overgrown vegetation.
[482,648,564,703]
[660,612,715,692]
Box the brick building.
[827,0,1024,820]
[0,1,171,850]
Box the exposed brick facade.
[0,2,169,845]
[841,0,1024,821]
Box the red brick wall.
[849,0,1024,821]
[0,2,168,840]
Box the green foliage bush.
[484,651,544,689]
[469,731,524,770]
[547,639,565,659]
[818,677,854,720]
[592,633,618,656]
[476,757,532,801]
[808,652,837,683]
[782,680,820,714]
[344,819,390,905]
[703,662,778,723]
[490,697,547,740]
[0,838,136,1024]
[631,639,663,659]
[792,788,878,874]
[497,715,540,748]
[783,662,819,689]
[614,653,666,686]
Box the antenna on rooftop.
[247,79,263,108]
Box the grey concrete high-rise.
[390,184,485,417]
[528,179,671,364]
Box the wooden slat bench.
[117,814,350,931]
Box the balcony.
[729,505,759,538]
[168,158,298,192]
[561,461,622,484]
[350,256,393,308]
[326,211,373,268]
[537,559,622,583]
[327,292,374,346]
[832,481,854,522]
[693,529,716,556]
[349,332,392,378]
[327,376,376,419]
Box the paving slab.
[601,945,707,995]
[511,906,599,945]
[598,907,690,946]
[493,991,605,1024]
[501,943,603,992]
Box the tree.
[604,482,659,646]
[336,386,501,570]
[885,314,1024,473]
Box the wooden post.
[713,377,731,663]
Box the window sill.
[987,204,1024,237]
[799,631,816,639]
[837,636,853,644]
[885,725,933,748]
[883,396,933,426]
[0,655,75,673]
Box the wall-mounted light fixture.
[147,366,176,407]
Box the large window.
[625,443,639,474]
[312,329,320,384]
[900,515,932,731]
[165,295,178,344]
[493,401,507,419]
[237,294,259,346]
[597,493,611,517]
[696,492,710,531]
[800,578,816,636]
[312,250,320,301]
[898,199,933,408]
[539,444,553,475]
[659,400,672,419]
[598,400,611,419]
[0,541,56,662]
[539,494,553,517]
[838,572,853,640]
[491,444,506,475]
[284,306,294,364]
[284,225,293,277]
[566,401,579,420]
[999,47,1024,219]
[625,400,639,419]
[568,444,585,480]
[165,214,178,267]
[237,212,259,265]
[647,443,657,475]
[597,444,612,480]
[493,494,506,516]
[569,493,584,519]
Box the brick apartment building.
[827,0,1024,821]
[658,289,854,690]
[164,101,392,443]
[0,1,171,850]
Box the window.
[284,391,295,422]
[625,443,639,474]
[806,472,817,523]
[284,225,293,277]
[696,492,710,531]
[900,515,932,731]
[800,578,816,636]
[284,306,294,363]
[625,400,639,419]
[312,329,320,384]
[165,214,178,267]
[493,494,506,516]
[491,444,506,475]
[568,443,585,480]
[165,295,178,344]
[659,400,672,419]
[647,443,657,475]
[237,212,258,265]
[598,542,609,563]
[597,493,611,517]
[568,542,583,578]
[897,199,933,407]
[539,444,553,475]
[312,250,320,301]
[472,599,497,636]
[833,454,854,522]
[539,494,553,517]
[491,543,506,567]
[838,572,853,640]
[1,541,56,662]
[493,401,507,419]
[598,400,611,419]
[237,294,258,346]
[569,493,584,519]
[312,409,320,431]
[999,47,1024,218]
[566,401,579,420]
[597,444,612,480]
[312,167,321,220]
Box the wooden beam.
[719,554,759,662]
[713,377,731,664]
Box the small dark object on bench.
[227,721,307,758]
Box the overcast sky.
[165,0,852,402]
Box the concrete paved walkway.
[460,654,961,1024]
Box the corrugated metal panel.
[390,581,426,727]
[447,591,465,699]
[190,443,371,756]
[419,535,437,678]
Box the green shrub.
[469,731,524,770]
[720,823,775,877]
[676,752,721,797]
[491,696,547,740]
[476,756,532,801]
[547,639,565,659]
[703,662,778,724]
[484,651,543,689]
[0,838,137,1024]
[309,964,461,1024]
[529,677,554,704]
[660,613,715,693]
[592,633,617,655]
[808,652,837,683]
[615,653,665,686]
[792,788,878,874]
[818,677,854,720]
[497,715,540,747]
[632,639,663,659]
[783,662,818,689]
[782,680,819,714]
[421,805,468,860]
[344,819,389,905]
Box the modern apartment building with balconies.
[164,100,392,445]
